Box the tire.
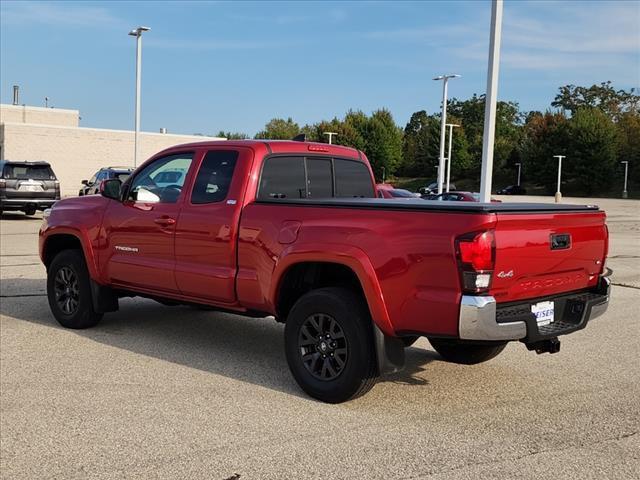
[401,335,420,347]
[284,287,378,403]
[428,338,506,365]
[47,249,103,329]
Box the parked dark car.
[428,191,502,203]
[377,184,421,199]
[497,185,527,195]
[0,160,60,215]
[418,182,457,196]
[79,167,133,196]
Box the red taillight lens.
[456,230,495,293]
[458,231,494,270]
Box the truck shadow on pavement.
[0,278,439,400]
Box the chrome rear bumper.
[458,276,611,342]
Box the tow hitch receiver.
[526,337,561,354]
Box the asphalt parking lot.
[1,196,639,480]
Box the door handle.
[154,216,176,226]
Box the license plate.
[531,301,554,326]
[19,185,43,192]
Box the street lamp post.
[515,162,521,186]
[621,161,629,198]
[554,155,565,203]
[445,123,460,192]
[128,26,150,167]
[478,0,503,203]
[433,74,461,194]
[323,132,337,144]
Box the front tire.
[284,287,378,403]
[429,338,506,365]
[47,249,103,329]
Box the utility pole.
[515,162,521,186]
[478,0,503,203]
[128,26,150,167]
[323,132,337,144]
[445,123,460,192]
[621,161,629,198]
[433,74,460,194]
[554,155,565,203]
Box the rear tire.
[47,249,103,329]
[429,338,506,365]
[284,287,378,403]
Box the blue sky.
[1,1,638,136]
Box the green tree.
[447,95,523,180]
[616,112,640,186]
[519,111,570,192]
[362,109,403,181]
[216,131,249,140]
[552,82,640,120]
[564,108,619,194]
[401,110,440,178]
[255,117,300,139]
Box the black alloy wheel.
[284,287,378,403]
[298,313,348,381]
[54,266,80,315]
[47,249,103,329]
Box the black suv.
[79,167,133,196]
[0,161,60,216]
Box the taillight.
[455,230,495,294]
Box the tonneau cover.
[255,198,601,214]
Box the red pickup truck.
[39,140,611,403]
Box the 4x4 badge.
[497,270,514,278]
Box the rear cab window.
[258,156,374,200]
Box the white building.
[0,103,224,196]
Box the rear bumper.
[458,276,611,341]
[0,198,58,211]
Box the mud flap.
[373,324,405,375]
[90,280,119,313]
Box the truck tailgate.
[491,211,608,303]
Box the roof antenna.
[291,133,306,142]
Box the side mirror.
[100,179,122,201]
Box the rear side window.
[2,164,55,180]
[334,159,374,197]
[191,150,239,204]
[258,157,306,200]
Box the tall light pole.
[479,0,503,203]
[445,123,460,192]
[515,162,522,186]
[433,74,461,194]
[554,155,565,203]
[128,26,150,167]
[621,161,629,198]
[323,132,337,144]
